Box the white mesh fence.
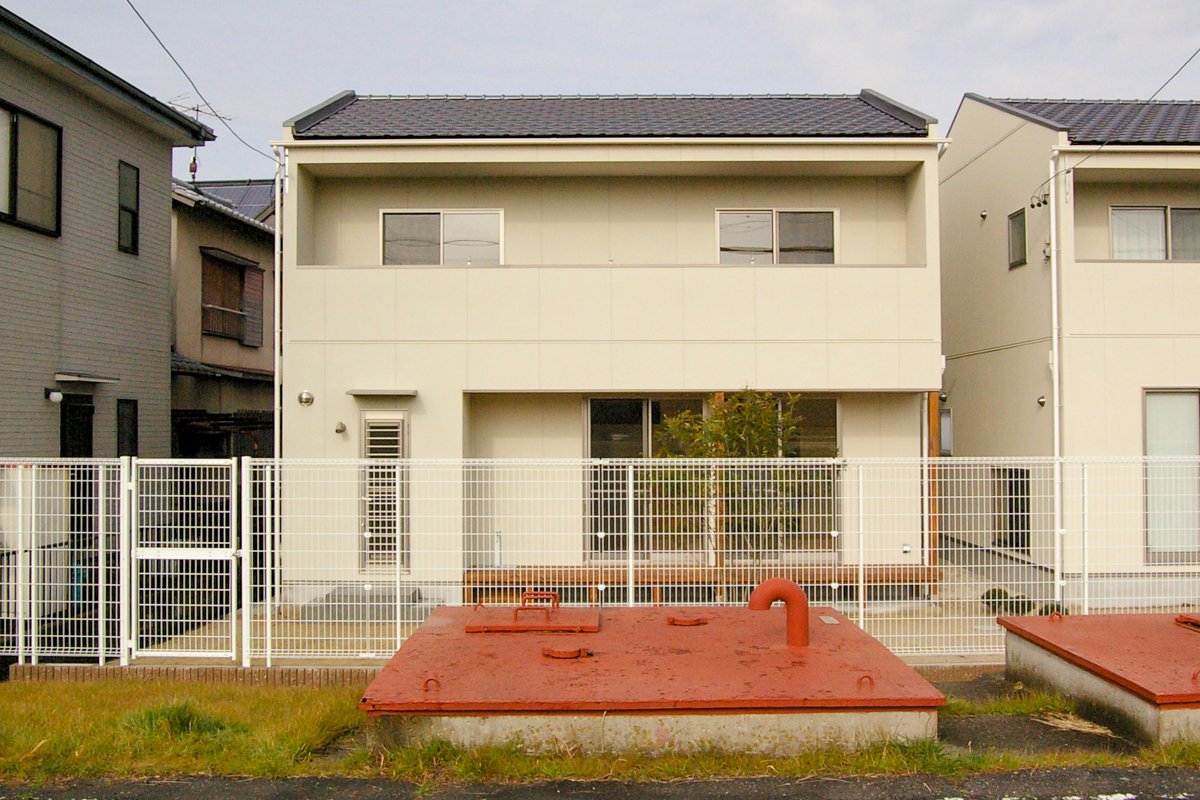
[4,457,1200,663]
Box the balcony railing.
[201,304,245,340]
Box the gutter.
[273,136,949,149]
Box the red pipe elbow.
[748,578,809,647]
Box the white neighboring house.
[941,95,1200,602]
[273,92,945,604]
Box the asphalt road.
[4,770,1200,800]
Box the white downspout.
[1049,152,1062,460]
[1048,152,1064,603]
[272,146,284,459]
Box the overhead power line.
[123,0,274,163]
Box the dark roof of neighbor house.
[191,179,275,221]
[171,350,272,382]
[0,7,213,146]
[286,91,936,140]
[973,95,1200,145]
[172,180,273,235]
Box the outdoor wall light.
[44,388,63,403]
[298,390,314,407]
[1037,396,1047,407]
[334,422,346,434]
[902,543,913,554]
[938,391,947,403]
[979,210,988,220]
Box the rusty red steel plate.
[464,604,601,633]
[999,613,1200,706]
[361,605,945,715]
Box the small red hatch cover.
[465,591,601,633]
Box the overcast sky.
[10,0,1200,180]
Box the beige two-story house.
[941,96,1200,599]
[0,8,212,458]
[273,92,944,602]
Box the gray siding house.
[0,8,212,457]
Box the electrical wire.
[123,0,274,162]
[1028,42,1200,207]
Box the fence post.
[118,456,132,666]
[16,465,25,666]
[1082,461,1089,616]
[98,463,108,666]
[627,462,635,608]
[265,458,274,669]
[30,464,38,665]
[395,460,403,651]
[126,457,140,664]
[1054,457,1064,604]
[857,463,866,629]
[240,457,252,668]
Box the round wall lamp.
[1037,396,1047,407]
[44,388,63,403]
[938,391,947,403]
[334,422,347,434]
[298,390,315,407]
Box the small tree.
[654,389,804,458]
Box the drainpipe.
[272,146,284,459]
[748,578,809,647]
[1048,152,1064,603]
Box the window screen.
[1112,207,1167,260]
[778,211,834,264]
[384,213,439,265]
[1171,209,1200,260]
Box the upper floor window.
[1112,206,1200,261]
[117,161,139,254]
[0,102,61,236]
[718,210,835,265]
[1008,208,1027,268]
[382,209,502,265]
[200,247,264,347]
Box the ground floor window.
[1145,392,1200,561]
[361,413,409,570]
[586,395,839,562]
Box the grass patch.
[0,679,1196,784]
[0,680,368,781]
[941,684,1076,717]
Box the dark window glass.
[1008,208,1027,268]
[784,398,838,458]
[1171,208,1200,260]
[779,211,834,264]
[383,212,439,264]
[0,106,61,235]
[118,161,139,254]
[590,399,645,459]
[117,399,138,457]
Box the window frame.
[1143,389,1200,564]
[715,208,839,265]
[1008,208,1027,268]
[1109,205,1200,261]
[360,409,410,572]
[379,208,504,266]
[117,161,139,254]
[0,100,63,237]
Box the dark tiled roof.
[173,180,273,234]
[191,179,275,220]
[290,92,933,140]
[989,98,1200,145]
